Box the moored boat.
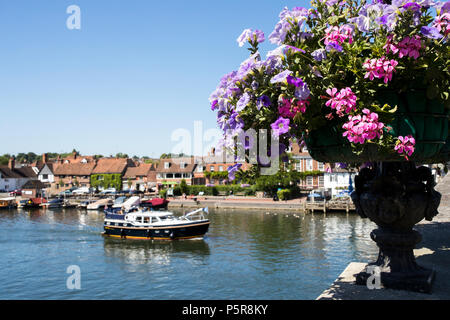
[87,198,113,210]
[102,207,210,240]
[41,198,64,208]
[0,197,17,209]
[23,198,47,208]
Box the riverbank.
[167,195,355,213]
[317,174,450,300]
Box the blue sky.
[0,0,306,158]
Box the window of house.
[306,159,313,171]
[180,162,186,168]
[98,175,104,181]
[42,174,48,179]
[164,162,170,169]
[319,176,324,187]
[197,166,203,172]
[219,166,224,172]
[318,162,324,171]
[167,173,174,178]
[210,166,215,172]
[307,176,313,186]
[174,173,182,178]
[295,162,301,172]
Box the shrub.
[277,189,291,201]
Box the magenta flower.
[363,56,398,83]
[395,135,416,160]
[325,87,357,117]
[324,25,354,47]
[278,98,309,118]
[384,35,422,60]
[342,109,384,144]
[271,116,290,137]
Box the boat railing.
[182,207,209,221]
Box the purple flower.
[421,26,444,39]
[257,95,271,110]
[237,29,265,47]
[294,83,310,100]
[286,75,304,87]
[236,93,251,112]
[311,49,327,61]
[325,42,343,52]
[227,163,242,181]
[271,116,290,137]
[211,100,218,111]
[270,70,293,84]
[403,2,421,12]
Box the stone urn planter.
[305,92,449,293]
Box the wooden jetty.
[303,197,355,213]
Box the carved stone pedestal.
[351,162,440,293]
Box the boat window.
[143,217,150,223]
[136,216,143,223]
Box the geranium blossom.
[342,109,385,144]
[395,135,416,159]
[433,12,450,35]
[325,87,357,117]
[363,56,398,83]
[278,98,309,118]
[384,35,422,59]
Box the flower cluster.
[210,0,449,173]
[342,109,385,145]
[363,56,398,83]
[325,87,357,117]
[395,135,416,160]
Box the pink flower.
[363,57,398,84]
[324,25,354,46]
[278,98,309,118]
[383,35,422,60]
[342,109,384,145]
[433,13,450,35]
[395,135,416,160]
[325,87,357,117]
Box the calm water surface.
[0,207,378,299]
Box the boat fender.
[120,229,126,239]
[170,232,175,240]
[146,229,152,239]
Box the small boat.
[77,199,96,209]
[87,198,113,210]
[102,207,210,240]
[24,198,48,208]
[0,197,17,209]
[17,199,29,208]
[140,198,169,210]
[42,198,64,208]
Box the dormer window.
[164,162,170,169]
[81,158,87,163]
[180,162,186,169]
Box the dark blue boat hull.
[102,221,210,240]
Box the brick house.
[288,144,328,190]
[52,161,96,194]
[90,158,135,191]
[156,157,196,188]
[123,163,157,192]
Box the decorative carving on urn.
[351,162,440,293]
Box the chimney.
[8,157,15,170]
[73,151,77,159]
[211,147,215,156]
[42,153,48,163]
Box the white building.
[38,163,55,184]
[0,158,36,192]
[324,168,357,196]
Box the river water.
[0,207,378,300]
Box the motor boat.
[102,207,210,240]
[0,197,17,209]
[87,198,113,210]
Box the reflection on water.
[0,207,378,299]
